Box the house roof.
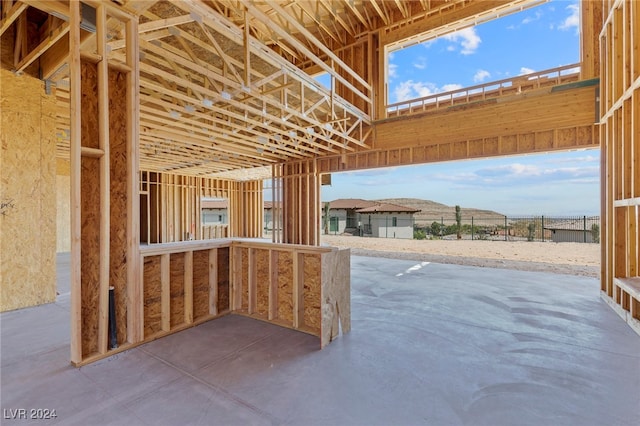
[356,203,421,214]
[327,199,378,210]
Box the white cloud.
[473,69,491,83]
[519,67,535,75]
[441,83,463,93]
[392,80,464,103]
[413,57,427,70]
[442,27,481,55]
[389,63,398,79]
[522,11,543,25]
[430,162,600,188]
[558,3,580,34]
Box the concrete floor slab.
[1,255,639,425]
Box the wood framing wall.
[140,171,263,244]
[600,0,640,335]
[273,160,321,246]
[72,238,350,366]
[0,68,57,312]
[68,2,141,364]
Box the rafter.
[0,0,27,37]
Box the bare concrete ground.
[321,235,601,278]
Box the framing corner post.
[69,0,82,365]
[126,14,142,344]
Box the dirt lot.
[321,235,601,278]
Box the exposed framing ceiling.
[1,0,541,179]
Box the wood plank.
[161,253,170,331]
[96,4,110,356]
[209,248,218,315]
[248,248,256,314]
[0,1,28,37]
[126,15,143,344]
[184,250,193,324]
[68,0,82,365]
[16,21,69,72]
[292,252,304,328]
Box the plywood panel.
[302,253,322,333]
[143,256,162,337]
[109,69,129,345]
[192,249,210,321]
[217,247,230,312]
[81,155,101,357]
[277,250,294,323]
[374,86,597,152]
[79,62,101,357]
[0,69,57,312]
[321,249,351,347]
[255,249,270,316]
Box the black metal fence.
[414,215,600,243]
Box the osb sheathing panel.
[254,249,270,316]
[217,247,230,312]
[0,69,57,312]
[374,87,597,152]
[193,250,210,321]
[321,249,351,347]
[302,254,321,333]
[80,62,101,357]
[143,256,162,338]
[108,69,129,345]
[277,251,294,323]
[56,171,71,253]
[80,155,101,357]
[170,252,185,328]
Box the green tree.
[591,223,600,243]
[455,205,462,240]
[430,221,444,238]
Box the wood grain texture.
[0,69,57,312]
[143,256,162,338]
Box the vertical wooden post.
[292,252,304,328]
[184,250,193,324]
[126,15,142,344]
[69,0,82,365]
[96,4,110,355]
[209,248,218,315]
[161,253,170,332]
[248,248,256,314]
[231,246,243,310]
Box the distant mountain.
[376,198,504,226]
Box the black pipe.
[108,286,118,350]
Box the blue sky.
[321,0,599,216]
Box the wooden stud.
[209,248,218,316]
[126,14,142,344]
[292,252,304,328]
[68,0,82,364]
[248,248,256,314]
[161,253,170,332]
[184,250,193,324]
[96,4,110,355]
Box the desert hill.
[376,198,504,226]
